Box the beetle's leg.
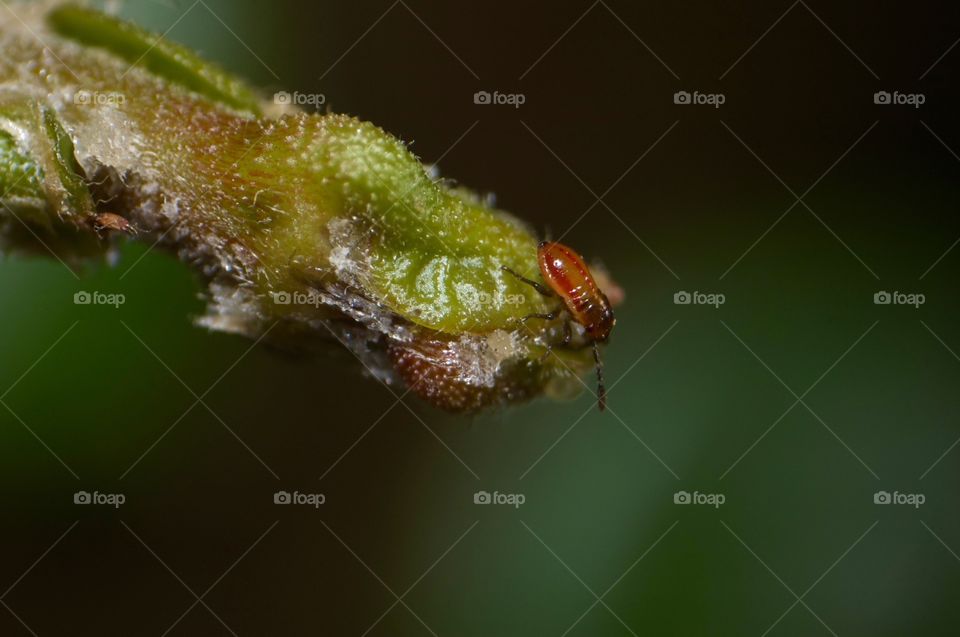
[501,265,555,298]
[535,317,572,362]
[536,344,554,364]
[593,341,606,412]
[561,320,573,348]
[519,310,558,323]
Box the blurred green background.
[2,0,960,634]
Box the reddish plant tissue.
[388,334,542,412]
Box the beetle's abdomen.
[537,242,614,340]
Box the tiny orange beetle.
[503,241,617,411]
[91,212,137,236]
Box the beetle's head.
[587,296,616,343]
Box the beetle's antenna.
[593,341,606,412]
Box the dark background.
[2,0,960,634]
